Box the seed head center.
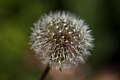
[52,32,71,46]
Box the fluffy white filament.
[30,11,94,70]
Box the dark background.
[0,0,120,80]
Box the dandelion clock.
[30,11,94,70]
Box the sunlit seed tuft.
[30,11,94,70]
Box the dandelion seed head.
[30,11,94,70]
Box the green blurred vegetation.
[0,0,120,80]
[63,0,120,67]
[0,0,54,80]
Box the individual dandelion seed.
[30,11,94,70]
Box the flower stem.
[40,64,50,80]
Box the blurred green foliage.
[64,0,120,66]
[0,0,54,80]
[0,0,120,80]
